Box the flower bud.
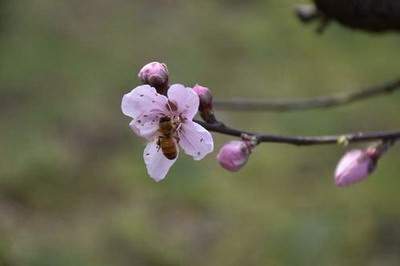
[138,62,169,94]
[334,149,376,187]
[192,84,216,123]
[217,140,253,172]
[193,84,213,110]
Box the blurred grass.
[0,0,399,265]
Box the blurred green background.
[0,0,399,265]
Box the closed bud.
[217,140,253,172]
[192,84,215,123]
[193,84,213,110]
[138,62,169,94]
[334,149,377,187]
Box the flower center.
[158,115,182,139]
[171,115,182,129]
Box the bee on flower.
[121,84,214,182]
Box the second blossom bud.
[138,62,169,94]
[217,140,253,172]
[192,84,215,123]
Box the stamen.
[166,100,178,112]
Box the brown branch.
[195,120,400,146]
[314,0,400,33]
[297,1,400,33]
[214,78,400,112]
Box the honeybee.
[157,116,178,160]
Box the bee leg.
[175,136,180,143]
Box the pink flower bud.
[217,140,252,172]
[192,84,215,123]
[334,149,376,187]
[193,84,213,110]
[138,62,169,93]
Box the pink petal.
[122,85,169,138]
[143,140,178,182]
[129,119,158,140]
[129,121,141,136]
[167,84,199,120]
[178,121,213,160]
[121,85,168,118]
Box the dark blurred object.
[296,4,320,24]
[296,0,400,33]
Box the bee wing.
[143,140,178,182]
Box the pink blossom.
[217,140,252,172]
[121,84,214,182]
[334,149,376,187]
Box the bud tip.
[334,149,376,187]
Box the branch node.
[337,135,350,147]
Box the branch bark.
[296,0,400,33]
[214,78,400,112]
[195,120,400,146]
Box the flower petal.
[143,140,178,182]
[167,84,199,120]
[129,119,158,140]
[129,121,141,136]
[122,85,169,138]
[121,85,168,118]
[178,121,213,160]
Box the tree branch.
[296,1,400,33]
[195,120,400,146]
[214,78,400,112]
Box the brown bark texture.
[314,0,400,32]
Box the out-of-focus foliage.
[0,0,399,265]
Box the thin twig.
[214,78,400,112]
[195,120,400,146]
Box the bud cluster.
[135,62,397,186]
[138,62,217,122]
